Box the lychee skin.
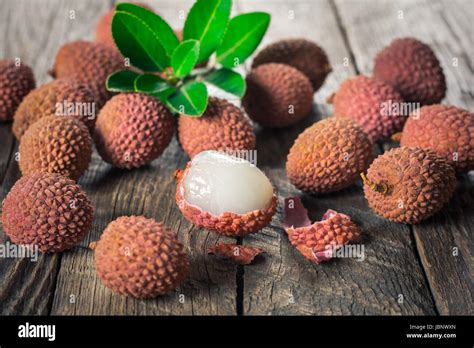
[363,147,456,224]
[330,76,406,141]
[51,41,124,107]
[243,63,313,128]
[19,116,92,181]
[93,216,189,299]
[175,165,277,237]
[374,37,446,106]
[286,210,362,264]
[0,59,35,121]
[13,79,96,140]
[1,173,94,253]
[93,93,175,169]
[252,38,331,91]
[178,97,255,158]
[286,118,374,194]
[400,105,474,173]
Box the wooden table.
[0,0,472,315]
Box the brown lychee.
[286,118,374,194]
[50,41,125,107]
[175,151,277,237]
[92,216,189,298]
[1,173,94,252]
[328,75,406,141]
[178,97,255,158]
[0,59,35,121]
[284,197,362,264]
[400,104,474,173]
[13,79,96,139]
[243,63,313,128]
[374,37,446,106]
[252,38,331,91]
[362,147,456,224]
[93,93,175,169]
[19,116,92,181]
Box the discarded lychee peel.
[284,196,362,264]
[208,244,264,265]
[175,160,277,237]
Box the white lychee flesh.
[183,151,274,215]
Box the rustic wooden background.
[0,0,472,315]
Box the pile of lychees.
[0,2,472,299]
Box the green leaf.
[216,12,270,68]
[167,82,208,116]
[171,40,200,77]
[205,68,246,97]
[183,0,232,64]
[112,11,169,71]
[134,74,176,102]
[106,70,140,92]
[116,3,179,57]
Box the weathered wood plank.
[0,0,112,315]
[50,0,237,315]
[334,0,473,315]
[238,0,437,315]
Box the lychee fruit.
[175,150,277,237]
[286,118,374,194]
[400,104,474,173]
[243,63,313,128]
[374,37,446,106]
[93,93,175,169]
[1,173,94,252]
[0,59,35,121]
[252,38,331,91]
[13,79,96,139]
[19,116,92,181]
[284,197,362,264]
[92,216,189,298]
[178,97,255,158]
[328,75,406,141]
[362,147,456,224]
[50,41,125,107]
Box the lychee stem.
[391,132,402,142]
[89,241,97,250]
[360,173,392,194]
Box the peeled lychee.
[93,93,175,169]
[178,97,255,158]
[50,41,125,107]
[328,76,406,141]
[13,79,96,139]
[19,116,92,181]
[1,173,94,252]
[92,216,189,298]
[175,151,277,237]
[243,63,313,128]
[284,197,362,264]
[286,118,374,194]
[362,147,456,224]
[252,38,331,91]
[400,104,474,173]
[0,59,35,121]
[374,37,446,106]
